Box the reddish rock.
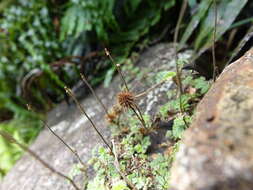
[170,49,253,190]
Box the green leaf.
[180,0,213,47]
[112,180,129,190]
[156,71,176,83]
[164,0,176,10]
[193,77,210,94]
[60,6,80,40]
[172,115,191,139]
[194,0,248,51]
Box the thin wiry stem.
[130,104,147,130]
[134,104,148,129]
[26,104,86,168]
[104,48,147,129]
[212,0,218,81]
[135,79,167,98]
[42,121,86,167]
[173,0,187,95]
[80,73,109,115]
[64,87,113,154]
[173,0,189,128]
[104,48,129,92]
[0,130,81,190]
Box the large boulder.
[170,49,253,190]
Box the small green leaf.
[172,116,191,139]
[156,71,176,83]
[112,180,129,190]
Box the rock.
[0,43,192,190]
[170,49,253,190]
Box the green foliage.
[61,0,176,57]
[180,0,248,51]
[183,76,211,94]
[0,0,64,112]
[111,180,129,190]
[111,0,176,56]
[60,0,118,42]
[0,0,250,181]
[160,73,210,140]
[155,71,176,83]
[88,129,171,190]
[88,115,174,189]
[0,115,42,179]
[171,115,191,139]
[149,154,171,189]
[0,0,62,178]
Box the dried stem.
[105,48,147,129]
[130,104,147,130]
[104,48,129,91]
[0,130,81,190]
[112,140,137,190]
[26,104,86,168]
[212,0,218,81]
[43,121,87,168]
[173,0,187,95]
[80,73,109,115]
[134,105,148,129]
[135,79,167,98]
[173,0,189,128]
[64,87,113,154]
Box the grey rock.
[0,43,192,190]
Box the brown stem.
[42,120,86,168]
[173,0,189,128]
[64,87,113,154]
[134,104,147,128]
[130,105,147,130]
[104,48,129,92]
[26,104,86,168]
[80,73,109,115]
[0,130,81,190]
[173,0,188,95]
[135,79,167,98]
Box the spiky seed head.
[105,104,123,123]
[117,91,135,109]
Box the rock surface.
[170,49,253,190]
[0,43,191,190]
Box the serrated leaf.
[172,116,191,139]
[193,77,210,94]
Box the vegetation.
[0,0,252,187]
[84,62,210,189]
